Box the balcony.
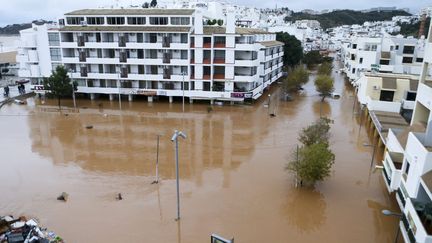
[383,151,403,191]
[403,198,432,243]
[203,42,211,48]
[213,74,225,80]
[214,42,226,48]
[203,58,211,64]
[203,74,211,80]
[213,58,225,64]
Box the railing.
[397,188,406,207]
[382,167,391,186]
[402,214,416,243]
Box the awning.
[409,79,419,91]
[381,77,397,90]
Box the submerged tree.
[287,142,335,185]
[317,62,333,76]
[314,75,334,101]
[43,65,73,109]
[286,118,335,186]
[298,117,333,146]
[283,66,309,93]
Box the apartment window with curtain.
[50,48,62,61]
[171,17,190,25]
[127,17,146,25]
[66,17,84,25]
[48,33,60,46]
[149,17,168,25]
[87,17,104,25]
[107,17,125,25]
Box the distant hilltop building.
[361,7,408,13]
[16,8,284,103]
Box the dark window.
[352,44,357,49]
[149,17,168,25]
[379,90,395,102]
[405,161,410,175]
[107,17,125,25]
[416,58,424,63]
[359,57,363,64]
[406,92,416,101]
[395,45,399,50]
[403,46,415,54]
[402,57,413,64]
[66,17,84,25]
[87,17,104,25]
[127,17,146,25]
[380,59,390,65]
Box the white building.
[342,36,428,81]
[380,21,432,243]
[16,8,284,102]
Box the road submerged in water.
[0,62,401,242]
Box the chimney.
[226,10,235,34]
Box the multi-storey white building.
[342,36,428,81]
[17,8,284,103]
[380,22,432,243]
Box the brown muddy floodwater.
[0,62,401,243]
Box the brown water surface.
[0,62,400,242]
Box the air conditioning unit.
[131,49,137,52]
[173,33,179,36]
[158,33,163,36]
[373,85,380,90]
[80,21,88,26]
[130,33,136,36]
[158,50,163,53]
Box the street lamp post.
[171,130,187,221]
[382,209,403,243]
[363,142,377,168]
[267,94,271,115]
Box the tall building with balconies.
[16,8,284,103]
[379,21,432,243]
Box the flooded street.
[0,62,401,242]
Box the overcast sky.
[0,0,430,27]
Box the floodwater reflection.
[284,187,326,233]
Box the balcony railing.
[214,42,226,48]
[213,58,225,64]
[382,168,391,186]
[213,74,225,79]
[402,214,416,243]
[397,188,406,207]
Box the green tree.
[298,117,333,146]
[314,75,334,101]
[317,62,333,76]
[276,32,303,67]
[283,66,309,92]
[150,0,157,7]
[217,19,224,26]
[142,2,149,8]
[287,142,335,185]
[43,66,73,109]
[303,50,323,69]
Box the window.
[352,44,357,49]
[149,17,168,25]
[50,48,61,61]
[402,56,413,64]
[87,17,104,25]
[395,45,399,50]
[48,33,60,46]
[403,45,415,54]
[180,33,188,43]
[406,91,416,101]
[416,58,424,63]
[66,17,84,25]
[171,17,190,25]
[379,90,395,102]
[359,57,363,64]
[371,45,377,51]
[127,17,146,25]
[380,59,390,65]
[107,17,125,25]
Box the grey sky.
[0,0,430,27]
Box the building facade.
[16,8,284,102]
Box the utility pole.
[152,134,161,184]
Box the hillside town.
[0,0,432,242]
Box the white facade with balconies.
[16,8,283,102]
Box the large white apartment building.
[17,8,284,102]
[380,22,432,243]
[342,36,428,81]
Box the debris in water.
[57,192,69,202]
[86,125,93,129]
[116,193,123,200]
[0,215,64,243]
